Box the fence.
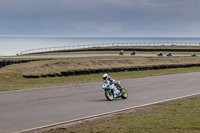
[20,42,200,55]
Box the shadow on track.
[89,98,122,102]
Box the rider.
[120,50,124,55]
[103,74,122,92]
[103,73,115,84]
[131,50,135,55]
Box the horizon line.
[0,35,200,38]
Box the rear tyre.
[105,90,114,101]
[121,88,128,99]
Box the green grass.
[3,56,200,75]
[1,56,200,91]
[1,66,200,91]
[47,96,200,133]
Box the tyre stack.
[0,60,5,68]
[0,60,8,68]
[23,63,200,78]
[0,59,53,69]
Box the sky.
[0,0,200,37]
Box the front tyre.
[105,90,114,101]
[121,88,128,99]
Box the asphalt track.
[0,53,191,59]
[0,72,200,133]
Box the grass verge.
[1,66,200,91]
[1,56,200,91]
[46,95,200,133]
[3,56,200,75]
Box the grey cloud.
[0,0,200,36]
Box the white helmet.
[103,73,108,80]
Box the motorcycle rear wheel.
[121,88,128,99]
[105,90,114,101]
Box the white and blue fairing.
[102,81,120,98]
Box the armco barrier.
[22,63,200,78]
[55,48,200,53]
[20,42,200,55]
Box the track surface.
[0,72,200,133]
[0,53,191,59]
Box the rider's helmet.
[103,73,108,80]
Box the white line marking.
[15,92,200,133]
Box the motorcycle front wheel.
[121,88,128,99]
[105,90,114,101]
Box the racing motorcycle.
[102,81,128,101]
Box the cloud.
[74,22,123,32]
[0,0,200,36]
[185,22,200,32]
[95,23,123,32]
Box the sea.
[1,36,200,56]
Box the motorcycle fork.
[117,84,122,92]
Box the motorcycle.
[191,53,197,57]
[131,51,135,55]
[119,52,124,55]
[157,52,163,57]
[102,81,128,101]
[166,52,172,57]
